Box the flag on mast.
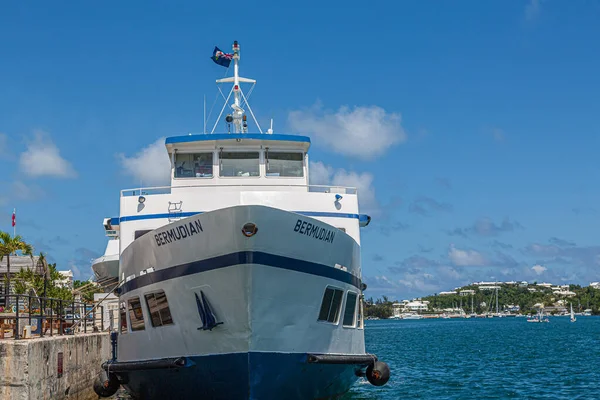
[211,46,233,68]
[11,209,15,227]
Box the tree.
[13,263,73,302]
[0,232,33,304]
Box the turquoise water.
[348,317,600,399]
[113,316,599,399]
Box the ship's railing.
[121,184,358,197]
[0,294,110,340]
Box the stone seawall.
[0,333,110,400]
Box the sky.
[1,1,599,299]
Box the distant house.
[439,291,456,296]
[479,286,501,290]
[590,282,600,289]
[459,290,475,296]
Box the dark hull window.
[343,292,358,327]
[135,230,152,240]
[318,287,344,323]
[128,297,145,331]
[145,291,174,327]
[119,302,128,334]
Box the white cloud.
[448,244,486,267]
[288,102,406,160]
[19,130,76,178]
[309,161,378,214]
[117,138,171,186]
[531,264,547,275]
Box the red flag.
[11,209,15,227]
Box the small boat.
[570,303,576,323]
[401,312,423,320]
[527,309,549,323]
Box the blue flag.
[211,46,233,68]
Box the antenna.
[203,95,206,134]
[267,118,273,134]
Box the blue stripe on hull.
[120,352,362,400]
[118,251,362,295]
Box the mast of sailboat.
[495,283,499,315]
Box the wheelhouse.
[166,133,311,188]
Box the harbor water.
[114,316,600,399]
[349,316,600,399]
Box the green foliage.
[73,279,103,302]
[365,297,393,319]
[0,232,33,259]
[0,231,34,297]
[13,263,73,301]
[419,284,599,315]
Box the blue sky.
[1,1,599,298]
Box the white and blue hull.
[114,205,368,399]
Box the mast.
[495,285,498,315]
[232,40,242,132]
[212,41,263,134]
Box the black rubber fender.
[366,361,390,386]
[93,370,121,397]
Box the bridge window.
[265,151,303,177]
[175,153,213,178]
[219,151,260,177]
[145,291,174,327]
[342,292,358,327]
[318,287,344,323]
[127,297,146,331]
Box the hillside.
[421,283,598,315]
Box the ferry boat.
[94,41,390,399]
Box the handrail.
[121,183,358,197]
[0,293,108,340]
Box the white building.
[439,291,456,296]
[404,300,429,312]
[94,292,119,331]
[590,282,600,289]
[459,290,475,296]
[57,270,74,289]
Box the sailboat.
[570,303,576,323]
[527,308,549,323]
